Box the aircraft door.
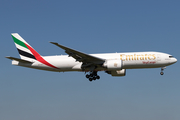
[157,54,161,61]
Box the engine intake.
[103,59,123,70]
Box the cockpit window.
[169,56,174,58]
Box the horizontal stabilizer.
[5,56,33,63]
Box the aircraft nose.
[174,58,177,63]
[172,57,177,64]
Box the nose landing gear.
[160,67,166,75]
[160,72,164,75]
[86,71,100,81]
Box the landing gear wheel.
[96,76,100,79]
[86,74,90,78]
[160,67,166,75]
[85,71,100,81]
[89,78,93,81]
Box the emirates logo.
[114,63,118,67]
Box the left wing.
[50,42,105,65]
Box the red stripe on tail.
[25,43,58,69]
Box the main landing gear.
[160,67,166,75]
[86,71,100,81]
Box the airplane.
[6,33,177,81]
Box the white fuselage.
[12,52,177,72]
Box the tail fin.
[11,33,40,62]
[11,33,58,69]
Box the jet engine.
[103,59,123,70]
[105,69,126,76]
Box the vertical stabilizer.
[11,33,58,69]
[11,33,38,62]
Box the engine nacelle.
[103,59,123,70]
[106,69,126,76]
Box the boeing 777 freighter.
[6,33,177,81]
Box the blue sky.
[1,0,180,120]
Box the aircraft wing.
[50,42,105,64]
